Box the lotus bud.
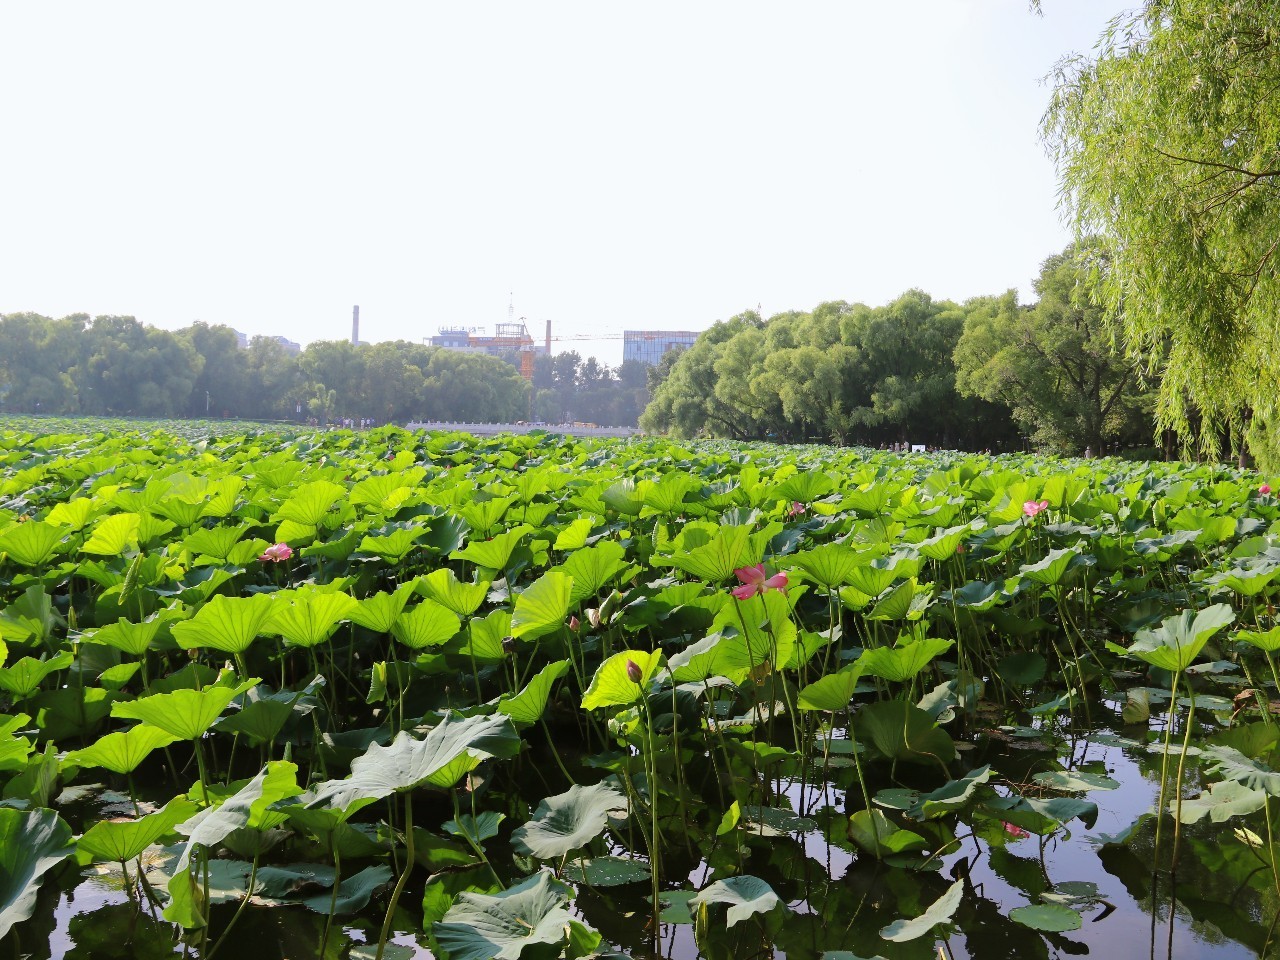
[626,659,643,684]
[1261,483,1272,495]
[586,608,602,629]
[501,636,518,655]
[569,615,580,632]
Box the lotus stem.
[375,793,415,960]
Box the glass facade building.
[622,330,701,366]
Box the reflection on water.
[15,703,1277,960]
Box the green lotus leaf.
[80,513,141,556]
[561,855,651,887]
[1018,547,1084,586]
[392,599,463,650]
[1236,626,1280,653]
[797,662,867,712]
[213,677,325,746]
[879,878,963,942]
[1032,770,1120,793]
[1009,903,1082,932]
[0,585,64,646]
[181,524,251,563]
[64,723,178,775]
[0,521,67,567]
[909,766,993,819]
[510,572,575,641]
[640,470,703,515]
[786,544,867,591]
[273,480,346,527]
[1199,744,1280,794]
[690,875,783,929]
[555,542,631,604]
[0,651,73,698]
[848,809,927,858]
[600,478,648,516]
[418,568,491,617]
[511,782,628,860]
[0,807,76,940]
[553,517,597,552]
[307,713,520,809]
[450,525,533,571]
[301,864,393,915]
[171,593,275,655]
[164,761,301,929]
[76,795,197,864]
[1176,779,1268,824]
[348,582,418,633]
[265,588,358,648]
[581,650,663,711]
[83,611,182,657]
[859,700,956,765]
[916,523,972,561]
[497,659,570,725]
[865,577,930,622]
[358,524,427,564]
[111,671,260,741]
[857,637,953,684]
[653,525,756,583]
[772,470,835,504]
[434,869,576,960]
[461,610,513,663]
[1127,603,1235,673]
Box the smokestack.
[352,305,360,345]
[545,319,551,355]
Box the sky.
[0,1,1128,368]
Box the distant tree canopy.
[954,243,1155,454]
[1044,0,1280,465]
[640,293,1025,450]
[0,314,651,426]
[640,247,1158,456]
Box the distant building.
[622,330,700,366]
[231,330,301,354]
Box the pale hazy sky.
[1,2,1125,367]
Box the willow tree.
[1043,2,1280,465]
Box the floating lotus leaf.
[434,869,576,960]
[690,875,783,928]
[511,782,628,860]
[879,878,963,942]
[1009,903,1082,932]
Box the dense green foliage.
[1044,0,1280,465]
[641,293,1021,449]
[954,243,1155,454]
[0,315,647,427]
[642,247,1157,457]
[4,420,1280,957]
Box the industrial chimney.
[352,306,360,345]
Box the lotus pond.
[2,421,1280,960]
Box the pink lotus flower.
[258,542,293,563]
[731,564,788,600]
[1260,483,1272,496]
[1023,499,1050,519]
[1002,821,1030,839]
[787,501,806,518]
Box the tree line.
[0,314,648,427]
[640,243,1158,456]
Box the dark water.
[22,713,1271,960]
